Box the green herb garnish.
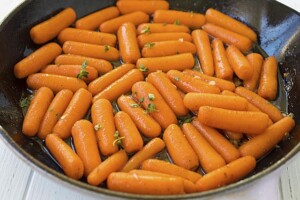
[94,124,102,131]
[20,95,33,108]
[144,42,155,48]
[113,131,125,146]
[139,64,149,72]
[148,93,155,101]
[146,103,157,113]
[104,45,110,52]
[174,20,181,25]
[77,60,89,79]
[141,25,150,34]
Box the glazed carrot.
[243,53,264,91]
[205,8,257,42]
[62,41,119,61]
[202,23,253,53]
[182,123,226,172]
[137,23,190,34]
[132,81,177,129]
[38,89,73,139]
[167,70,221,94]
[196,156,256,191]
[88,64,134,96]
[136,53,194,74]
[52,88,92,139]
[87,150,128,186]
[117,1,169,15]
[107,172,185,195]
[117,95,162,138]
[71,120,102,177]
[141,159,202,183]
[121,138,165,172]
[198,106,270,135]
[117,22,141,64]
[226,45,253,80]
[153,10,206,29]
[26,73,87,93]
[30,8,76,44]
[141,40,196,58]
[137,32,192,48]
[54,54,113,75]
[239,116,295,159]
[75,6,120,30]
[58,28,117,46]
[192,119,241,163]
[212,38,234,80]
[100,11,150,33]
[192,30,214,76]
[93,69,144,102]
[257,56,278,101]
[41,64,98,83]
[114,111,144,154]
[14,43,62,79]
[235,87,283,122]
[146,71,189,116]
[224,131,244,141]
[22,87,54,137]
[91,99,119,156]
[45,134,84,180]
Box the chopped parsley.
[104,45,110,52]
[146,103,157,113]
[141,25,150,34]
[144,42,155,48]
[76,60,89,79]
[113,131,125,146]
[20,95,33,108]
[94,124,102,131]
[139,64,149,72]
[148,93,155,101]
[174,20,181,25]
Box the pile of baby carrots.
[14,0,295,196]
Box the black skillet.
[0,0,300,199]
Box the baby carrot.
[100,11,150,33]
[117,95,162,138]
[182,123,226,172]
[153,10,206,29]
[93,69,144,102]
[71,120,102,177]
[75,6,120,30]
[121,137,165,172]
[26,73,87,93]
[146,71,189,116]
[91,99,119,156]
[30,8,76,44]
[196,156,256,191]
[192,29,214,76]
[224,131,244,141]
[117,1,169,15]
[14,42,62,79]
[45,134,84,180]
[198,106,270,135]
[87,150,128,186]
[243,53,264,91]
[202,23,253,53]
[38,89,73,139]
[239,116,295,159]
[117,22,141,64]
[114,111,144,154]
[258,56,278,101]
[52,88,92,139]
[63,41,120,61]
[22,87,54,137]
[137,23,190,34]
[88,64,134,96]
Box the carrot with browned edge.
[22,87,54,137]
[30,8,76,44]
[14,43,62,79]
[117,1,169,15]
[52,88,92,139]
[137,23,190,34]
[243,53,264,91]
[196,156,256,191]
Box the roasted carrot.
[121,138,165,172]
[224,130,244,141]
[71,120,102,177]
[137,23,190,34]
[91,99,119,156]
[45,134,84,180]
[14,42,62,79]
[196,156,256,191]
[243,53,264,91]
[117,1,169,15]
[30,8,76,44]
[100,11,149,33]
[38,89,73,139]
[117,95,162,138]
[87,150,128,186]
[52,88,92,139]
[22,87,54,137]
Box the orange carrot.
[22,87,54,137]
[137,23,190,34]
[243,53,264,91]
[224,130,244,141]
[52,88,92,139]
[14,43,62,79]
[30,8,76,44]
[117,1,169,15]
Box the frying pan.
[0,0,300,199]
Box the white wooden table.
[1,0,300,199]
